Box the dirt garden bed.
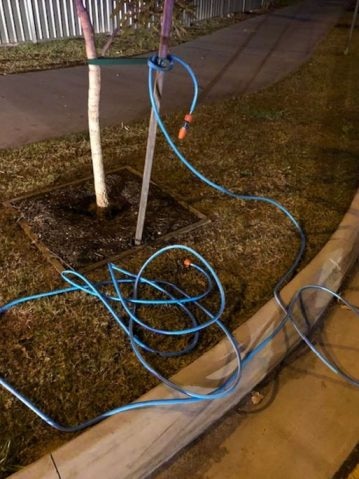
[0,15,358,477]
[6,167,208,271]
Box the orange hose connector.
[178,113,193,140]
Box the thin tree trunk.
[101,27,119,57]
[74,0,109,210]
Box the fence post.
[24,0,37,42]
[344,0,359,54]
[0,0,10,44]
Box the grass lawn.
[0,14,358,477]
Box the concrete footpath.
[154,263,359,479]
[0,0,342,149]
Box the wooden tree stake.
[134,0,175,245]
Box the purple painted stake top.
[159,0,175,59]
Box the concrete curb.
[10,187,359,479]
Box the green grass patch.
[0,15,358,477]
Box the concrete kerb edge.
[10,187,359,479]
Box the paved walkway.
[0,0,342,149]
[154,263,359,479]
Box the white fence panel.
[0,0,265,45]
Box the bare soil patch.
[7,167,206,271]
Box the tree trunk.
[74,0,109,210]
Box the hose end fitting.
[178,114,193,140]
[183,258,192,268]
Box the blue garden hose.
[147,54,359,383]
[0,245,243,432]
[0,55,358,433]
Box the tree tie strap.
[88,56,148,66]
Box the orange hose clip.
[178,113,193,140]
